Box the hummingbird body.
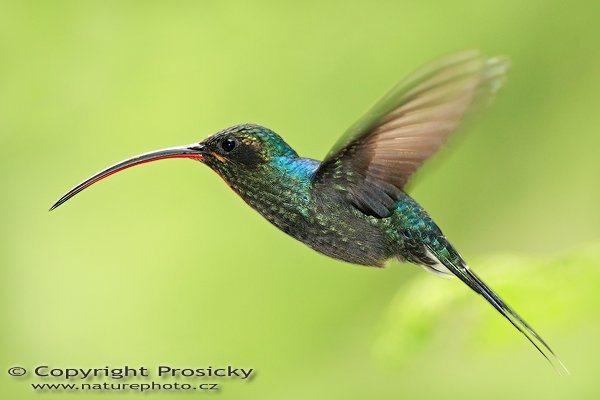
[206,124,439,268]
[51,51,566,371]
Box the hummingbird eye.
[221,138,236,152]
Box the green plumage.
[50,51,565,372]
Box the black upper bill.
[49,144,205,211]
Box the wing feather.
[314,50,509,217]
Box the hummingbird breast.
[224,157,437,267]
[233,181,394,266]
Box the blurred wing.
[314,50,509,218]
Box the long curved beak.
[49,143,206,211]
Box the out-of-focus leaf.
[374,243,600,365]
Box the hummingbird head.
[49,124,299,210]
[198,124,298,179]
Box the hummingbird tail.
[424,243,568,374]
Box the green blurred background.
[1,0,599,398]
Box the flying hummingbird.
[51,50,566,371]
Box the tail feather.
[425,243,568,374]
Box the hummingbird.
[51,50,566,372]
